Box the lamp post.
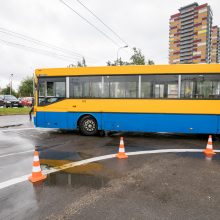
[117,45,128,65]
[10,74,13,95]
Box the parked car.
[0,95,23,108]
[0,95,4,107]
[20,97,33,107]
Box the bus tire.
[79,115,98,136]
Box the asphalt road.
[0,115,220,220]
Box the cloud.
[0,0,219,90]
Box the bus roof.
[35,64,220,76]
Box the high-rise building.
[169,3,213,64]
[211,26,220,63]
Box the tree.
[130,47,145,65]
[107,58,128,66]
[77,57,87,67]
[107,47,154,66]
[1,86,17,97]
[67,57,87,68]
[147,59,155,65]
[18,76,33,97]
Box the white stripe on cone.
[120,140,124,145]
[33,156,39,161]
[207,144,213,149]
[119,147,125,153]
[32,166,41,172]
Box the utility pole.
[117,45,128,65]
[10,74,13,95]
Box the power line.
[0,27,84,59]
[76,0,129,46]
[0,38,78,61]
[59,0,120,47]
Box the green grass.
[0,107,31,116]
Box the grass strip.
[0,107,31,116]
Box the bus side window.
[38,77,66,106]
[154,84,164,98]
[141,75,178,99]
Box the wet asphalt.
[0,115,220,219]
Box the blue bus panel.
[34,112,220,134]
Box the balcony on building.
[180,40,194,46]
[180,12,195,19]
[180,8,195,16]
[180,36,194,42]
[181,31,194,38]
[180,15,194,23]
[180,47,193,53]
[181,19,194,27]
[180,51,193,57]
[179,2,198,13]
[181,23,194,30]
[180,60,193,64]
[180,44,193,50]
[180,28,194,34]
[180,56,193,62]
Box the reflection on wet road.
[1,115,220,219]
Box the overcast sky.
[0,0,219,91]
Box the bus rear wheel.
[79,115,98,136]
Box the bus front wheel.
[79,115,98,136]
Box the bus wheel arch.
[78,114,98,136]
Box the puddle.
[39,160,110,189]
[38,149,91,162]
[176,152,220,161]
[44,172,109,189]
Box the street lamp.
[10,74,13,95]
[117,45,128,65]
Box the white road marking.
[0,150,34,158]
[0,174,30,190]
[0,127,35,132]
[0,148,220,190]
[0,127,55,132]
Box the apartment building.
[211,26,220,63]
[169,3,213,64]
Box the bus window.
[105,75,138,98]
[38,77,66,106]
[141,75,178,99]
[181,75,220,99]
[154,84,164,98]
[181,75,195,98]
[196,75,220,99]
[167,84,178,98]
[69,76,102,98]
[141,81,152,98]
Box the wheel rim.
[83,119,96,132]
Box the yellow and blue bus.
[34,64,220,135]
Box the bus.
[34,64,220,135]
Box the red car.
[20,97,33,107]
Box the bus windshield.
[38,77,66,106]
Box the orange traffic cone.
[205,154,213,161]
[29,151,47,183]
[116,137,128,159]
[203,135,216,156]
